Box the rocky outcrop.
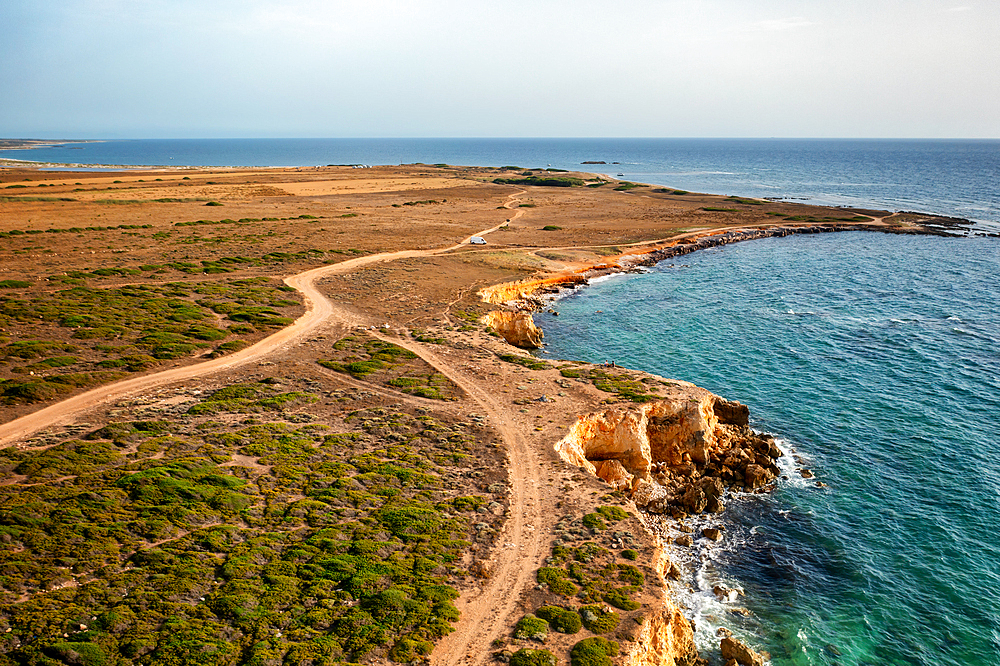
[720,636,768,666]
[555,392,781,518]
[478,275,587,306]
[624,607,701,666]
[480,311,544,349]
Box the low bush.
[510,648,557,666]
[570,637,619,666]
[514,614,548,641]
[579,605,620,634]
[537,567,579,597]
[536,605,582,633]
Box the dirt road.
[0,192,543,664]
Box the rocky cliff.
[555,393,780,518]
[480,311,544,349]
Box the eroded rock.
[720,637,766,666]
[480,311,544,349]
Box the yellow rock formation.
[480,311,544,349]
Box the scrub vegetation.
[318,336,462,401]
[0,278,301,405]
[0,379,505,664]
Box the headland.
[0,163,965,665]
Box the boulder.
[744,464,770,490]
[595,459,633,491]
[674,535,693,547]
[702,528,722,541]
[720,637,765,666]
[713,398,750,426]
[679,484,707,514]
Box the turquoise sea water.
[536,232,1000,665]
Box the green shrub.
[536,605,582,633]
[510,648,556,666]
[570,637,619,666]
[44,642,107,666]
[579,605,620,634]
[621,549,638,561]
[581,513,607,531]
[514,614,549,641]
[541,225,562,231]
[617,564,644,586]
[596,506,628,521]
[602,588,640,611]
[537,567,579,597]
[0,280,31,288]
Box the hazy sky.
[2,0,998,138]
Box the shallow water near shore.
[536,232,1000,665]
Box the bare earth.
[0,164,951,665]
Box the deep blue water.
[2,138,998,229]
[537,232,1000,665]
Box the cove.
[536,232,1000,666]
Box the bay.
[537,232,1000,665]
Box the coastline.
[0,163,994,665]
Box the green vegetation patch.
[578,605,621,634]
[0,278,300,403]
[536,605,582,634]
[187,382,318,415]
[558,367,659,403]
[510,649,557,666]
[537,567,580,597]
[514,614,549,641]
[570,637,619,666]
[319,335,462,401]
[497,353,551,371]
[493,176,585,187]
[0,399,498,663]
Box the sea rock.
[480,311,544,349]
[674,535,693,547]
[700,476,724,500]
[713,585,739,602]
[702,528,722,541]
[717,628,733,639]
[679,484,707,514]
[800,469,815,479]
[744,464,770,490]
[720,636,766,666]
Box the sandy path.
[362,332,543,666]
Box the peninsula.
[0,164,960,666]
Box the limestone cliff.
[478,275,587,306]
[480,311,544,349]
[624,606,699,666]
[555,392,779,517]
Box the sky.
[1,0,998,139]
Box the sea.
[4,138,1000,664]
